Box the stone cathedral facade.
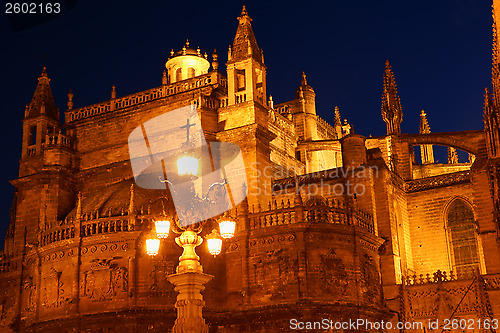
[1,4,500,332]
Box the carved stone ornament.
[81,258,128,301]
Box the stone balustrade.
[249,197,375,233]
[67,72,225,122]
[404,268,479,285]
[41,225,75,246]
[43,133,73,149]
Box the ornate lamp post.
[145,154,236,333]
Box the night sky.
[0,0,493,244]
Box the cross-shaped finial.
[180,118,196,144]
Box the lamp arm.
[158,176,176,193]
[204,179,227,201]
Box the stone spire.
[230,5,263,63]
[419,110,434,164]
[334,106,343,139]
[26,67,58,119]
[381,60,403,135]
[447,147,458,164]
[419,110,430,134]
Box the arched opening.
[30,126,37,146]
[446,198,480,276]
[187,67,196,79]
[175,68,182,82]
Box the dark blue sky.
[0,0,493,244]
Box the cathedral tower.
[12,68,76,248]
[226,5,267,107]
[218,6,274,206]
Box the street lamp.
[145,238,160,256]
[146,153,236,333]
[177,155,199,176]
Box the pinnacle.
[27,66,58,119]
[241,5,248,17]
[419,109,431,134]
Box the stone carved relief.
[41,268,67,309]
[149,258,175,297]
[361,254,382,303]
[318,249,348,297]
[250,249,298,301]
[22,275,36,314]
[81,258,128,302]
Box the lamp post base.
[167,271,213,333]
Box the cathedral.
[1,3,500,332]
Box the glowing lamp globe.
[177,156,199,176]
[146,238,160,256]
[219,220,236,239]
[155,220,170,239]
[205,229,223,257]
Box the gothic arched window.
[446,198,479,275]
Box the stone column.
[167,230,213,333]
[167,272,213,333]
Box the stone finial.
[24,104,29,117]
[211,49,218,70]
[301,71,307,86]
[196,46,201,56]
[162,70,168,85]
[238,5,252,25]
[185,39,190,48]
[170,49,174,57]
[41,66,48,78]
[111,85,116,99]
[342,119,352,135]
[67,90,74,110]
[269,95,274,109]
[298,86,304,100]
